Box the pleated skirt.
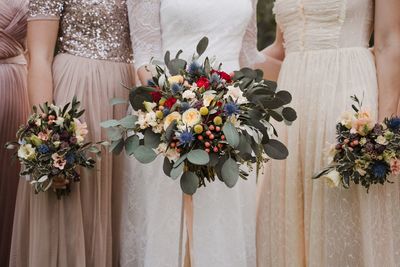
[0,62,29,267]
[257,47,400,267]
[10,53,134,267]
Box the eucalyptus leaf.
[163,157,173,176]
[107,128,123,141]
[223,122,240,148]
[276,91,292,104]
[173,154,188,169]
[282,107,297,122]
[180,171,199,195]
[125,135,140,155]
[110,139,124,155]
[170,163,184,180]
[221,158,240,188]
[133,146,157,164]
[196,37,209,57]
[165,120,177,141]
[263,139,289,160]
[109,98,128,106]
[187,149,210,165]
[119,115,138,129]
[144,129,161,148]
[100,120,120,128]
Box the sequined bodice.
[29,0,132,63]
[273,0,374,53]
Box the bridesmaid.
[9,0,134,266]
[256,0,400,266]
[0,0,29,266]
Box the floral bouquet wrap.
[6,97,101,198]
[314,95,400,190]
[102,37,297,194]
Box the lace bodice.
[273,0,374,53]
[29,0,132,62]
[0,0,27,59]
[128,0,264,72]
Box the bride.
[119,0,265,266]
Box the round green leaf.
[196,36,209,57]
[110,139,124,154]
[144,129,161,148]
[107,127,123,141]
[263,139,289,160]
[282,107,297,122]
[223,122,240,148]
[119,115,138,129]
[221,158,239,188]
[276,91,292,105]
[170,163,184,180]
[187,149,210,165]
[125,135,140,155]
[163,157,173,176]
[100,120,120,128]
[133,145,157,164]
[180,172,199,195]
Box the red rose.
[196,76,210,90]
[150,91,162,103]
[211,70,232,83]
[164,97,177,109]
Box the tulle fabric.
[257,0,400,266]
[0,0,29,266]
[10,53,134,267]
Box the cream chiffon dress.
[257,0,400,266]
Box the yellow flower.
[182,108,202,127]
[164,112,182,130]
[168,75,184,85]
[18,144,36,160]
[144,101,157,112]
[30,135,42,146]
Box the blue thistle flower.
[371,161,389,180]
[388,117,400,130]
[163,108,171,116]
[179,130,195,147]
[188,61,201,74]
[224,102,240,116]
[171,83,183,95]
[66,154,75,164]
[210,73,221,84]
[180,102,190,112]
[38,144,50,154]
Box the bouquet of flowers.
[6,97,101,198]
[101,37,297,194]
[313,95,400,190]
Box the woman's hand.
[375,0,400,121]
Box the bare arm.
[374,0,400,121]
[27,20,59,106]
[255,26,285,81]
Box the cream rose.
[322,170,341,188]
[182,108,201,127]
[18,144,36,160]
[224,85,248,104]
[203,91,216,107]
[351,109,374,136]
[340,111,354,129]
[168,75,184,85]
[182,90,196,100]
[164,112,182,130]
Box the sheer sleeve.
[28,0,64,21]
[240,0,265,68]
[127,0,163,70]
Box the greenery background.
[257,0,276,50]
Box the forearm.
[376,43,400,120]
[28,57,54,106]
[137,65,154,86]
[256,43,285,82]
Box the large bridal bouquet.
[314,95,400,190]
[6,97,101,198]
[102,37,297,194]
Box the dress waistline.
[286,46,371,55]
[0,54,26,65]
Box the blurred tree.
[257,0,276,50]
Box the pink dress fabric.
[0,0,29,266]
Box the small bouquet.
[314,95,400,190]
[102,37,297,194]
[6,97,101,198]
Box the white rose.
[182,108,201,127]
[322,170,341,188]
[18,144,36,160]
[182,90,196,100]
[224,85,248,105]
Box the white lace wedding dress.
[120,0,263,266]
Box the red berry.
[209,125,215,131]
[205,142,211,148]
[170,142,176,148]
[206,130,212,136]
[216,126,221,132]
[218,143,223,148]
[221,135,225,140]
[353,140,359,146]
[344,139,350,144]
[205,148,210,153]
[176,148,181,153]
[197,135,204,141]
[209,134,215,140]
[48,115,55,120]
[213,147,219,153]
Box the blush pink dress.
[0,0,29,266]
